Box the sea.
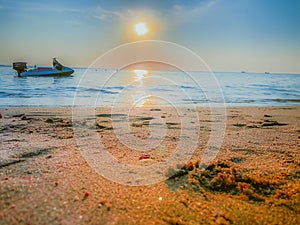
[0,65,299,108]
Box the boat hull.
[21,66,74,77]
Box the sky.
[0,0,299,73]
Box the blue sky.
[0,0,299,73]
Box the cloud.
[171,0,217,23]
[18,1,86,14]
[92,0,217,24]
[92,6,165,31]
[93,6,122,21]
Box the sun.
[134,22,149,36]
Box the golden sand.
[0,106,299,224]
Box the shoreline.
[1,104,300,108]
[1,106,299,224]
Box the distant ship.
[241,71,246,73]
[13,58,74,77]
[264,72,270,74]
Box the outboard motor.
[13,62,27,77]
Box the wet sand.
[0,106,299,224]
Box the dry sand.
[0,106,299,224]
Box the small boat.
[13,58,74,77]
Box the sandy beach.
[0,106,299,224]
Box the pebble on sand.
[139,153,150,160]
